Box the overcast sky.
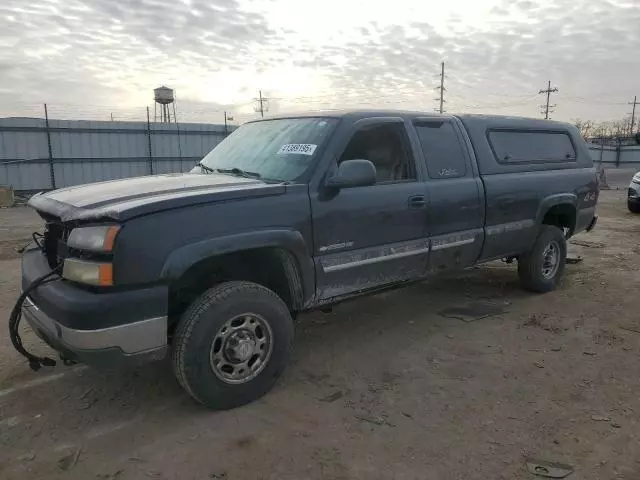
[0,0,638,123]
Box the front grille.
[43,221,70,268]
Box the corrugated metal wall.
[2,117,639,192]
[0,117,229,191]
[588,143,640,166]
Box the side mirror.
[326,159,377,189]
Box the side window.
[339,123,416,183]
[414,122,467,179]
[488,130,576,164]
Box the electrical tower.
[253,90,269,118]
[538,80,558,119]
[434,62,446,114]
[628,95,638,135]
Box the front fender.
[160,229,315,304]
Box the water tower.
[154,85,175,123]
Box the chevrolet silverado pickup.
[14,110,599,409]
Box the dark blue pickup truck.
[14,110,599,409]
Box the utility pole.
[628,95,638,135]
[435,62,446,114]
[223,111,234,137]
[538,80,558,119]
[254,90,269,118]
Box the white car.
[628,171,640,213]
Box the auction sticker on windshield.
[277,144,318,155]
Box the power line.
[456,97,538,110]
[563,96,627,105]
[538,80,558,120]
[434,61,446,114]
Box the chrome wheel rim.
[209,313,273,384]
[541,241,560,279]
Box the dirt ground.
[1,171,639,480]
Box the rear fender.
[535,194,577,229]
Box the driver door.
[310,117,430,300]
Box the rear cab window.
[414,121,468,179]
[488,130,576,164]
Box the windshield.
[195,117,338,182]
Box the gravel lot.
[1,170,639,480]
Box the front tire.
[518,225,567,293]
[628,200,640,214]
[172,281,294,410]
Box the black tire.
[172,281,294,410]
[628,200,640,214]
[518,225,567,293]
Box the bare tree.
[590,121,610,141]
[573,119,594,139]
[610,117,632,138]
[572,117,636,145]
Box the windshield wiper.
[197,161,216,174]
[197,163,263,180]
[215,167,261,179]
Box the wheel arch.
[161,230,314,321]
[536,194,578,237]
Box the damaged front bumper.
[20,249,169,368]
[22,297,168,367]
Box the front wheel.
[518,225,567,293]
[172,281,294,410]
[628,200,640,214]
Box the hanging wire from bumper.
[9,264,62,371]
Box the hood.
[28,172,286,222]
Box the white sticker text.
[277,144,318,155]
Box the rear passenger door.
[411,119,484,270]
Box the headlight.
[67,225,120,252]
[632,173,640,184]
[62,259,113,286]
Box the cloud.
[0,0,638,122]
[0,0,279,115]
[275,0,640,120]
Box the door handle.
[408,195,426,208]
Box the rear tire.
[172,281,294,410]
[518,225,567,293]
[628,200,640,214]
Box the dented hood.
[28,172,285,222]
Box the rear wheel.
[518,225,567,293]
[172,281,294,410]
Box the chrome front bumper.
[22,296,168,367]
